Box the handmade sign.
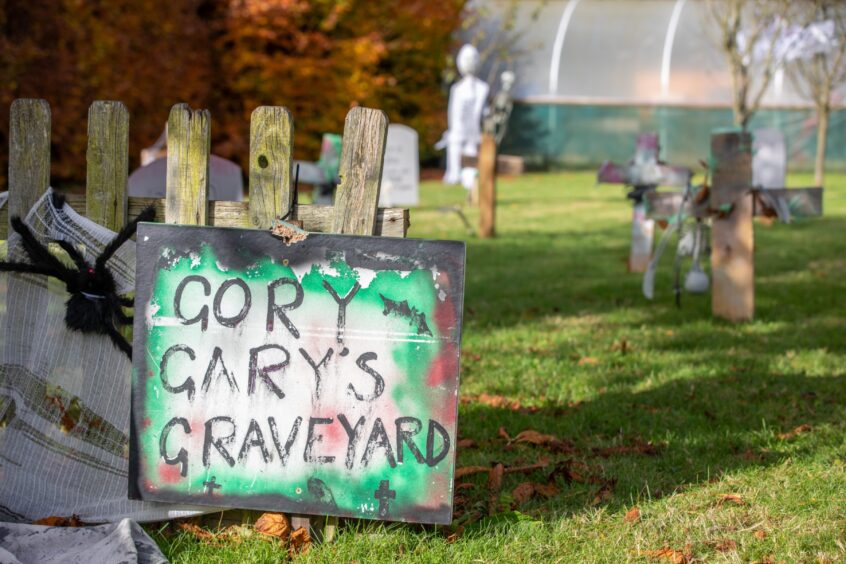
[129,223,465,525]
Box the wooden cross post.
[644,130,823,322]
[710,131,755,321]
[478,133,497,238]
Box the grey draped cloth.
[0,519,166,564]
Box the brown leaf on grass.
[643,545,692,563]
[504,459,551,475]
[254,512,290,540]
[754,529,767,540]
[548,459,591,484]
[624,506,641,523]
[777,423,812,440]
[477,393,520,410]
[455,466,490,479]
[714,539,737,552]
[514,430,558,445]
[498,426,512,441]
[716,493,745,506]
[611,339,631,354]
[487,463,505,516]
[289,527,311,556]
[590,480,616,506]
[444,525,464,543]
[455,482,476,491]
[512,482,535,505]
[457,438,477,449]
[33,514,85,527]
[533,483,559,498]
[577,356,599,366]
[593,439,663,457]
[177,522,216,540]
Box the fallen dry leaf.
[643,545,691,563]
[444,525,464,543]
[455,466,490,479]
[477,393,520,410]
[624,506,641,523]
[715,539,737,552]
[457,438,477,449]
[32,515,85,527]
[593,439,663,457]
[754,529,767,540]
[177,522,216,540]
[716,493,745,506]
[289,527,311,555]
[498,426,512,441]
[777,423,812,440]
[487,463,505,516]
[590,480,616,506]
[504,459,551,475]
[512,482,535,505]
[514,430,558,445]
[254,512,290,540]
[577,356,599,366]
[533,483,559,498]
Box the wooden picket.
[1,98,408,539]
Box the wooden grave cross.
[645,130,823,322]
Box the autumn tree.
[788,1,846,185]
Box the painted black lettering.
[349,352,385,401]
[201,346,239,393]
[266,277,303,338]
[298,347,333,399]
[361,417,397,468]
[304,417,336,464]
[174,275,210,331]
[159,417,190,477]
[322,280,361,343]
[395,417,425,464]
[159,344,196,401]
[337,414,366,470]
[213,278,251,327]
[426,419,450,467]
[237,418,271,464]
[248,344,289,399]
[203,416,236,467]
[268,416,302,467]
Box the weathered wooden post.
[710,131,754,322]
[478,133,496,238]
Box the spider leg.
[119,296,134,307]
[114,308,133,324]
[96,205,156,270]
[104,322,133,359]
[54,239,90,271]
[0,260,63,278]
[9,217,76,280]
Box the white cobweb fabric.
[0,189,216,523]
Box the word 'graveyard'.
[130,224,465,524]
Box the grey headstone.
[753,128,786,189]
[379,124,419,207]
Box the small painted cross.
[373,479,396,518]
[203,476,222,495]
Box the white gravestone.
[753,128,786,189]
[379,124,419,207]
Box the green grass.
[152,171,846,562]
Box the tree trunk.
[815,105,829,186]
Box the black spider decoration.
[0,194,155,359]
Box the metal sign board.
[129,223,465,525]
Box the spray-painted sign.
[129,224,465,525]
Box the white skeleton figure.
[441,44,489,187]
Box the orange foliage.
[0,0,465,187]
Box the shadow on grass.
[456,369,846,522]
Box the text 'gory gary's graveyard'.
[129,223,465,524]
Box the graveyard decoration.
[0,193,155,358]
[483,70,516,147]
[129,223,465,525]
[643,130,823,321]
[378,124,420,208]
[0,98,411,535]
[597,133,692,272]
[438,44,489,191]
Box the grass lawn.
[152,170,846,562]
